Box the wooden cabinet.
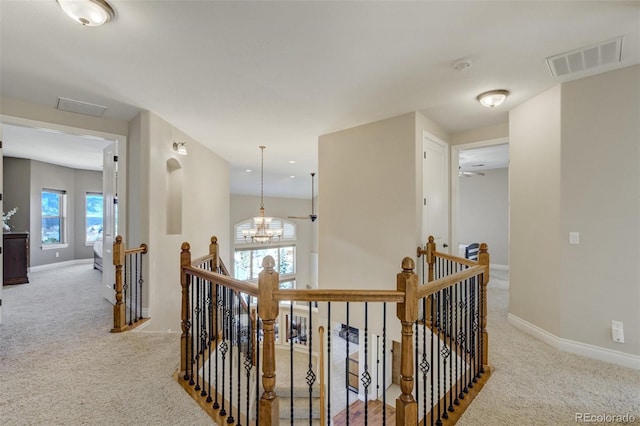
[3,232,29,285]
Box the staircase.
[275,348,321,423]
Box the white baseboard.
[141,308,151,318]
[490,264,509,271]
[507,313,640,370]
[30,258,93,272]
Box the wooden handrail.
[416,264,487,299]
[182,265,260,297]
[124,243,148,256]
[433,251,478,267]
[274,288,404,303]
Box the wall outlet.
[612,320,624,343]
[55,252,59,258]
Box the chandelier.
[243,146,283,244]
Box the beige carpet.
[0,264,211,425]
[1,264,638,425]
[458,270,640,425]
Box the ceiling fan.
[288,172,318,222]
[459,170,485,177]
[458,166,485,177]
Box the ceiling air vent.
[546,36,623,78]
[57,97,108,117]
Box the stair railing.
[112,235,148,332]
[178,235,490,425]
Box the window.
[85,192,103,244]
[41,189,67,245]
[234,246,296,281]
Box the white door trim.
[450,137,509,258]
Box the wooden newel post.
[209,236,219,271]
[478,243,490,368]
[396,257,418,425]
[111,235,126,332]
[180,242,192,378]
[426,235,436,283]
[258,255,280,425]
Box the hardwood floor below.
[332,399,396,425]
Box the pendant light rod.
[259,145,265,209]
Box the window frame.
[85,192,104,245]
[41,188,68,249]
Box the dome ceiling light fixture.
[477,89,510,109]
[57,0,115,27]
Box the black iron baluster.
[479,274,485,376]
[448,285,454,415]
[183,274,192,381]
[327,302,331,424]
[436,291,442,426]
[227,290,235,424]
[470,276,476,388]
[134,253,139,322]
[128,255,133,325]
[138,252,144,321]
[345,302,350,426]
[454,280,460,407]
[195,277,201,393]
[236,292,242,425]
[244,296,253,426]
[421,297,429,423]
[207,281,213,403]
[382,302,386,426]
[441,289,450,421]
[201,279,209,398]
[415,312,419,409]
[307,302,316,426]
[189,276,195,386]
[290,303,294,425]
[214,284,221,410]
[256,307,260,426]
[219,287,228,417]
[430,291,435,426]
[463,278,469,396]
[362,303,370,425]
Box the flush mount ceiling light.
[477,89,510,109]
[173,141,188,156]
[57,0,115,27]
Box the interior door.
[102,142,118,304]
[422,134,450,252]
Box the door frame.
[450,137,509,258]
[422,131,450,252]
[0,114,127,288]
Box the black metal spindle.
[214,284,221,410]
[479,274,485,376]
[244,296,253,426]
[138,252,144,321]
[448,286,454,414]
[463,278,469,396]
[327,302,331,424]
[421,297,428,423]
[436,291,442,426]
[255,308,260,426]
[290,304,294,424]
[346,302,350,426]
[415,314,419,408]
[195,277,201,393]
[441,289,449,421]
[236,292,242,425]
[219,287,228,417]
[189,278,195,386]
[430,292,435,426]
[362,303,370,425]
[382,302,386,425]
[227,290,235,424]
[128,255,133,325]
[207,281,213,403]
[469,276,476,389]
[134,253,139,322]
[454,280,460,406]
[307,301,316,426]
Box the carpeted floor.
[1,265,638,425]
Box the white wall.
[128,111,230,332]
[559,65,639,355]
[509,65,640,362]
[230,194,315,288]
[458,168,509,266]
[509,84,563,336]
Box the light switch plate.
[569,232,580,245]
